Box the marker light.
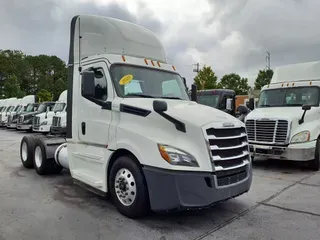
[144,59,148,65]
[121,55,126,62]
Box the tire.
[33,138,63,175]
[307,139,320,171]
[109,155,150,219]
[20,135,36,169]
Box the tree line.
[193,65,274,95]
[0,49,68,101]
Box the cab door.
[72,60,114,190]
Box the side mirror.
[226,98,233,111]
[248,98,255,110]
[302,104,311,111]
[153,100,167,112]
[46,106,50,112]
[81,71,95,98]
[191,84,197,102]
[237,105,249,115]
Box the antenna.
[266,51,270,70]
[78,18,82,72]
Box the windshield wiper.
[259,104,272,107]
[284,104,302,106]
[160,96,183,100]
[126,93,155,98]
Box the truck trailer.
[245,61,320,170]
[19,14,252,218]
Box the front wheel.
[307,139,320,171]
[109,155,150,219]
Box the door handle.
[81,122,86,135]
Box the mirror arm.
[298,110,307,125]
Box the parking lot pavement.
[0,129,319,240]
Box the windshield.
[25,103,37,112]
[37,104,46,113]
[258,86,320,108]
[14,105,21,112]
[6,106,14,112]
[111,65,190,100]
[53,103,66,112]
[197,94,220,108]
[1,106,6,112]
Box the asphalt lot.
[0,129,319,240]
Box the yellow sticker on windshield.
[119,74,133,85]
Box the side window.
[162,79,182,97]
[82,67,108,102]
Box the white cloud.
[1,0,320,88]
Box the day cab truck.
[50,92,68,135]
[19,14,252,218]
[0,97,17,127]
[7,95,36,129]
[17,101,55,132]
[32,90,67,134]
[245,61,320,170]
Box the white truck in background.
[19,14,252,218]
[51,91,67,135]
[7,95,36,129]
[245,61,320,170]
[32,90,67,133]
[0,97,18,127]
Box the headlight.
[157,144,199,167]
[40,121,48,125]
[291,131,310,144]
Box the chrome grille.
[52,116,61,127]
[245,119,288,144]
[7,115,12,124]
[33,116,40,126]
[205,126,249,187]
[18,115,24,124]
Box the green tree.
[218,73,250,95]
[3,75,25,98]
[254,69,274,90]
[37,89,52,102]
[194,66,218,90]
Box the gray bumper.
[7,123,17,128]
[17,124,32,130]
[142,164,252,212]
[249,140,316,161]
[0,121,7,127]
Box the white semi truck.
[19,14,252,218]
[0,97,18,127]
[32,90,67,133]
[7,95,36,129]
[51,92,67,135]
[245,61,320,171]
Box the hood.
[21,111,36,117]
[246,107,305,121]
[120,98,241,127]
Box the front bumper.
[33,124,51,133]
[51,126,67,135]
[17,124,32,130]
[7,123,17,128]
[249,140,316,161]
[143,164,252,212]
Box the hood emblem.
[222,122,234,127]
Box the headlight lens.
[157,144,199,167]
[291,131,310,144]
[40,121,48,125]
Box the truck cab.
[51,91,68,135]
[245,61,320,170]
[19,15,252,218]
[8,95,36,129]
[0,97,18,127]
[197,89,236,116]
[17,102,54,132]
[32,91,67,134]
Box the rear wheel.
[33,138,63,175]
[307,139,320,171]
[109,155,150,219]
[20,135,36,169]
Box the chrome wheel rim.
[21,142,27,161]
[114,168,137,206]
[34,146,43,168]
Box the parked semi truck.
[19,14,252,218]
[17,102,55,132]
[50,92,67,135]
[32,90,67,133]
[0,97,18,126]
[245,61,320,170]
[7,95,36,129]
